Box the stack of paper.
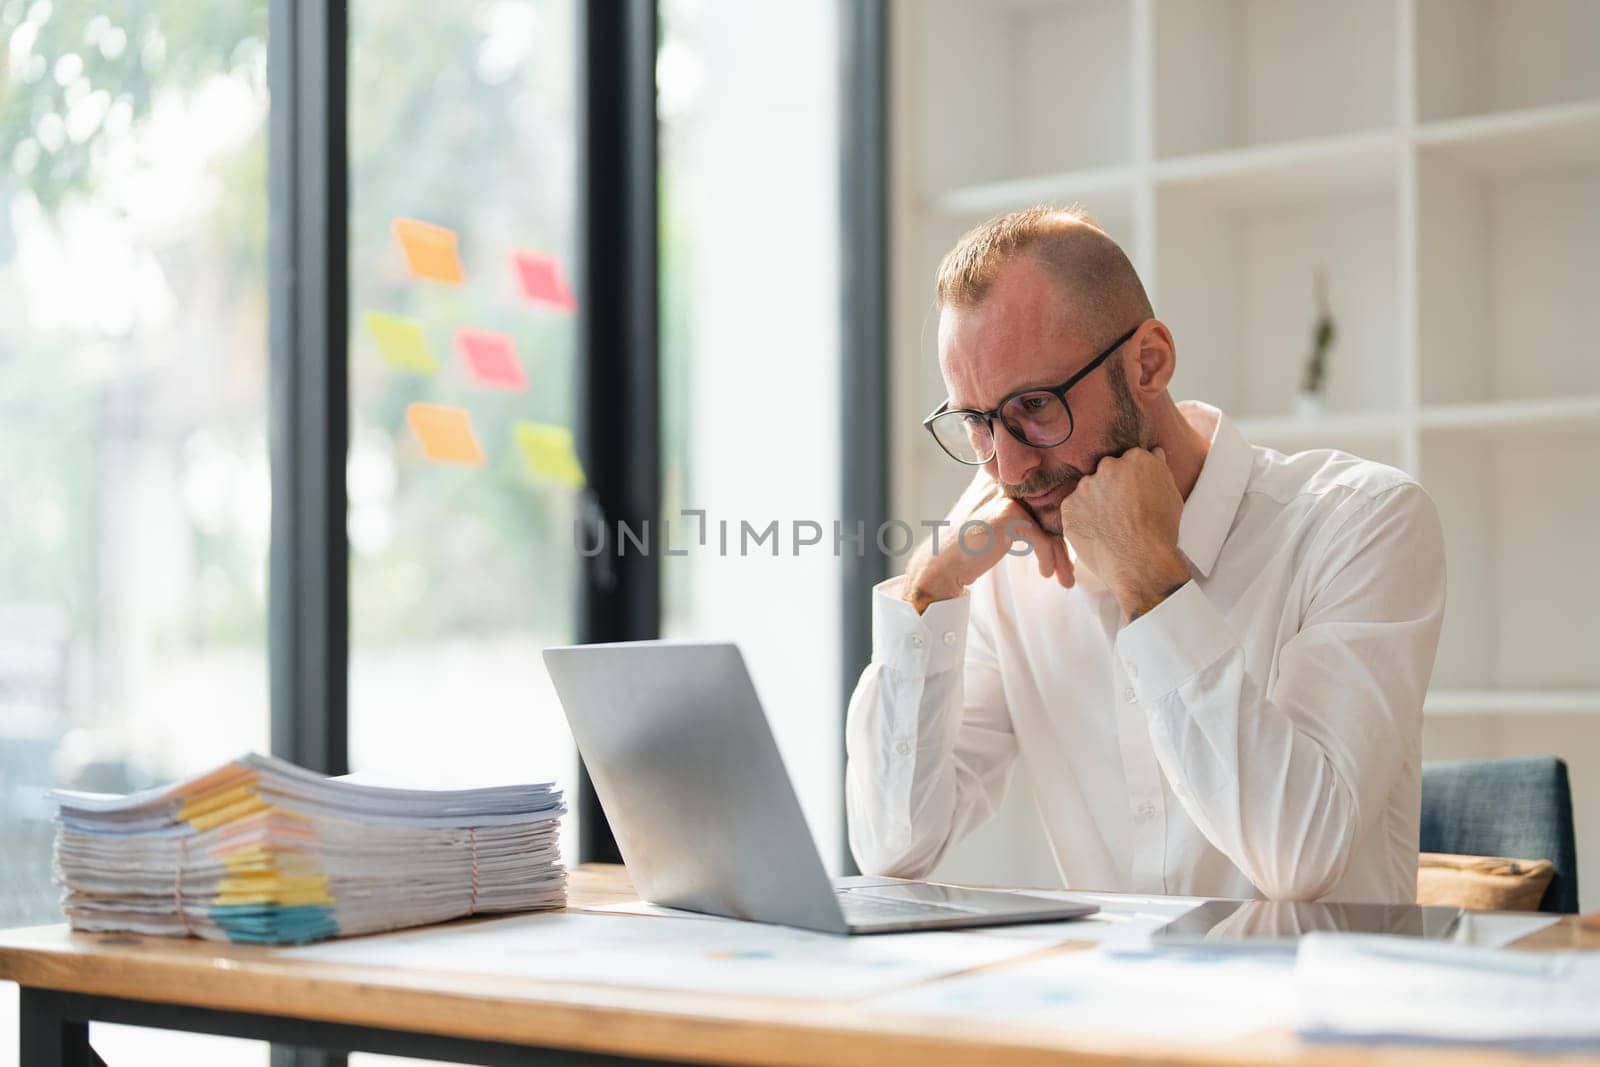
[52,753,565,945]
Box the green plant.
[1302,268,1336,395]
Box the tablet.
[1151,900,1462,946]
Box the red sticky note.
[456,328,526,391]
[512,249,577,311]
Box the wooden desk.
[2,864,1595,1067]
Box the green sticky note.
[513,421,586,489]
[364,311,438,374]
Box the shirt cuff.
[1114,580,1237,701]
[872,576,969,676]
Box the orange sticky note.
[405,403,484,466]
[512,249,577,310]
[393,218,464,284]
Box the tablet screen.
[1151,900,1462,945]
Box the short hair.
[934,205,1153,343]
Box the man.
[846,207,1445,903]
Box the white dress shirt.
[846,402,1446,903]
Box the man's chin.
[1018,497,1064,536]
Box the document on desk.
[277,910,1058,999]
[870,942,1298,1042]
[1295,933,1600,1050]
[1449,910,1560,948]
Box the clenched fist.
[1058,446,1191,621]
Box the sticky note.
[512,249,577,310]
[456,328,526,390]
[392,218,464,284]
[363,311,437,374]
[406,403,484,466]
[513,421,586,489]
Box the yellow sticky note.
[513,421,586,489]
[407,403,485,466]
[392,217,464,284]
[363,311,437,374]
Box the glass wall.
[1,2,272,1061]
[345,0,582,857]
[659,0,844,868]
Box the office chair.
[1420,756,1579,914]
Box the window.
[658,0,845,868]
[0,0,272,929]
[2,2,273,1060]
[345,0,582,859]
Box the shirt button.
[942,631,956,646]
[896,740,912,756]
[910,635,925,650]
[1123,687,1137,704]
[1135,802,1157,821]
[1125,661,1139,680]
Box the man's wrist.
[903,573,961,615]
[1115,548,1191,622]
[1127,579,1189,623]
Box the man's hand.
[902,471,1075,613]
[1057,447,1190,621]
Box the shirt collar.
[1175,401,1253,578]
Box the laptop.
[542,640,1097,935]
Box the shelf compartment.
[1420,432,1600,692]
[914,0,1133,197]
[1154,0,1396,158]
[1157,183,1399,421]
[1417,136,1600,406]
[1417,0,1600,123]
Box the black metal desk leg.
[19,987,105,1067]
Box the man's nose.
[989,423,1041,487]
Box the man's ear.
[1129,320,1177,395]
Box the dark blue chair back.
[1420,756,1578,914]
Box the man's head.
[934,206,1176,534]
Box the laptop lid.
[542,640,850,934]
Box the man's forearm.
[847,580,1018,876]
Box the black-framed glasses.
[922,323,1141,466]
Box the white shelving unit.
[890,0,1600,722]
